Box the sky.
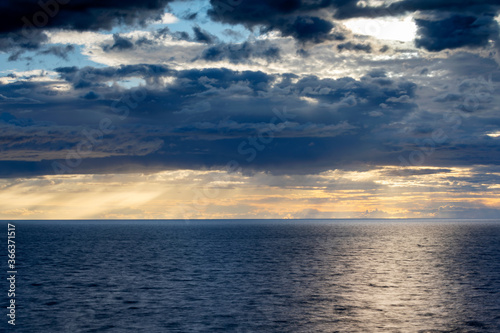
[1,0,500,219]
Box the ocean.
[2,219,500,332]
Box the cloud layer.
[1,0,500,218]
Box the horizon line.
[2,218,499,221]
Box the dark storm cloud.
[54,65,272,94]
[134,26,218,47]
[415,15,500,51]
[0,29,48,53]
[0,64,421,176]
[1,57,500,178]
[103,34,135,52]
[337,42,372,53]
[55,64,173,88]
[333,0,500,19]
[0,0,177,58]
[206,0,500,49]
[169,67,273,91]
[82,91,100,100]
[387,0,500,15]
[0,94,42,104]
[207,0,345,43]
[0,115,164,162]
[200,41,281,63]
[0,0,173,34]
[293,74,417,111]
[149,26,189,42]
[265,16,341,44]
[334,0,500,52]
[192,26,217,44]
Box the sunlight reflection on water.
[6,219,500,332]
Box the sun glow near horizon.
[1,166,498,220]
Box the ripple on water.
[7,219,500,332]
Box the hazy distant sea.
[2,219,500,332]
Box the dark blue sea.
[2,219,500,332]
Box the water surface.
[2,219,500,332]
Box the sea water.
[2,219,500,332]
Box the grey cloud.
[1,57,499,177]
[207,0,345,44]
[0,119,164,161]
[192,26,217,44]
[0,0,174,34]
[334,0,500,19]
[0,94,42,104]
[36,44,75,61]
[103,34,135,52]
[200,41,281,63]
[415,15,500,51]
[0,0,175,56]
[337,42,372,53]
